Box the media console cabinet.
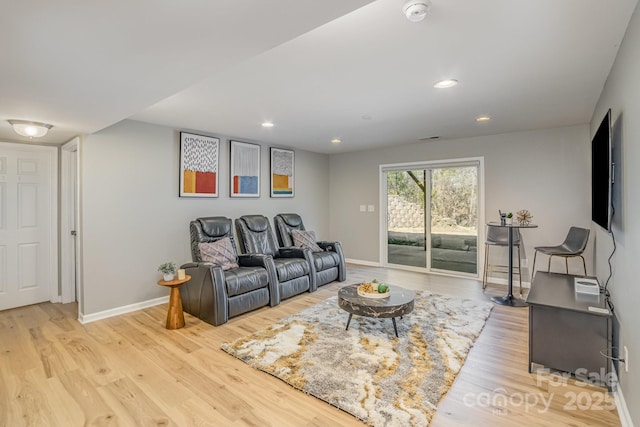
[527,272,612,385]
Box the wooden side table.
[157,275,191,329]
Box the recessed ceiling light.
[331,138,342,144]
[434,79,458,89]
[261,121,274,128]
[476,116,491,123]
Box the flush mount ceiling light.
[403,0,431,23]
[476,116,492,123]
[331,138,342,144]
[434,79,458,89]
[261,121,274,128]
[8,120,53,138]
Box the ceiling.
[1,0,637,153]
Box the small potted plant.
[506,212,513,225]
[158,261,177,281]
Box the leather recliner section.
[181,216,277,326]
[274,213,347,286]
[236,215,315,303]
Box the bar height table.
[486,222,537,307]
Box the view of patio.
[386,166,478,274]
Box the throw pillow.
[199,237,239,270]
[291,229,323,253]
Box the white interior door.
[61,138,79,303]
[0,143,58,311]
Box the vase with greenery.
[158,261,177,281]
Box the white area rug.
[222,291,493,426]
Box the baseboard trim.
[346,259,532,287]
[78,295,169,324]
[345,258,382,267]
[611,363,634,427]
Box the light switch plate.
[359,205,366,212]
[367,205,375,212]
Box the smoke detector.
[403,0,431,22]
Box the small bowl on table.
[357,282,391,299]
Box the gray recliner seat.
[180,216,277,326]
[274,213,346,287]
[235,215,314,303]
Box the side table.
[157,275,191,329]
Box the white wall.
[329,125,592,278]
[80,120,330,315]
[591,3,640,423]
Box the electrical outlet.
[624,346,629,373]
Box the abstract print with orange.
[181,133,218,197]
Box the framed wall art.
[230,140,260,197]
[270,147,294,198]
[180,132,219,198]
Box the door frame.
[0,141,59,303]
[379,156,485,278]
[61,137,80,303]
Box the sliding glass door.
[429,166,478,274]
[386,170,428,268]
[383,160,480,276]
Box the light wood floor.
[0,265,619,426]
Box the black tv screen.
[591,109,612,231]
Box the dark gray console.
[526,272,612,385]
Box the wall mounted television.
[591,109,613,231]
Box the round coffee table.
[338,284,415,337]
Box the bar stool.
[483,226,523,295]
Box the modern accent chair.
[482,225,522,295]
[274,213,346,287]
[532,226,590,277]
[180,216,277,326]
[235,215,314,303]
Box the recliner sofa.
[274,213,346,287]
[180,216,277,326]
[235,214,314,302]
